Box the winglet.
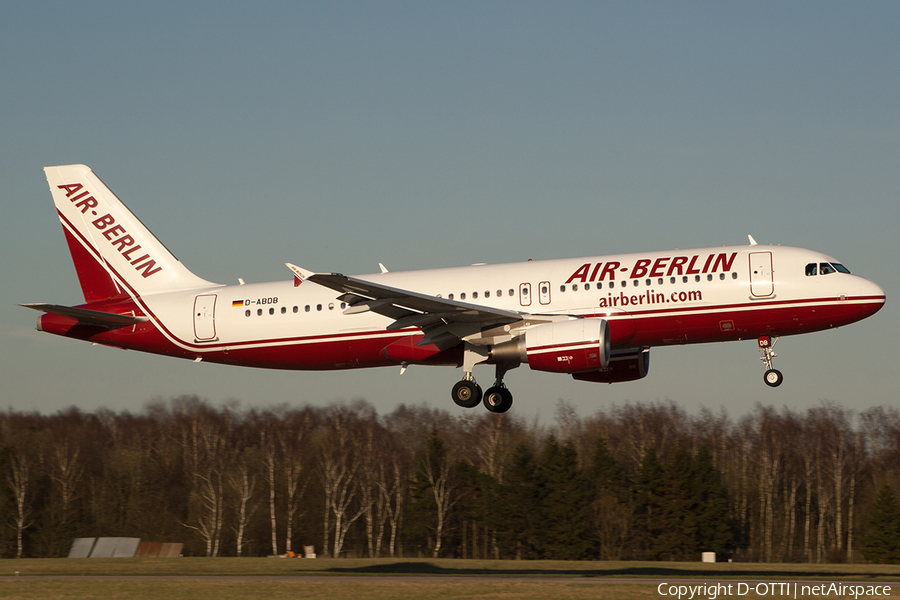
[748,235,758,246]
[286,263,315,287]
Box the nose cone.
[854,276,885,320]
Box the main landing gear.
[451,377,482,408]
[451,351,515,413]
[758,335,784,388]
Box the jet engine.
[571,348,650,383]
[518,318,611,374]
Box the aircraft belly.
[626,297,882,347]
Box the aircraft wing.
[303,271,531,348]
[20,303,149,328]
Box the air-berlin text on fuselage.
[599,289,703,308]
[566,252,738,283]
[58,183,162,279]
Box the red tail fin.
[62,226,125,303]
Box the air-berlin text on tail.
[567,252,738,283]
[58,183,162,279]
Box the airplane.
[23,164,886,413]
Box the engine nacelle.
[523,318,611,374]
[571,349,650,383]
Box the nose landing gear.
[759,335,783,387]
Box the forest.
[1,397,899,563]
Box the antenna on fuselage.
[748,235,758,246]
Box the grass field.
[0,558,897,600]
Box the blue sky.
[2,1,898,420]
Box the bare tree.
[378,453,407,557]
[357,413,387,557]
[177,401,231,557]
[228,447,259,557]
[260,425,279,556]
[318,406,366,557]
[6,452,34,559]
[420,431,462,558]
[50,440,84,527]
[279,410,311,554]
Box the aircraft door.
[193,294,218,341]
[749,252,774,297]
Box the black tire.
[763,369,784,388]
[452,380,482,408]
[483,386,513,413]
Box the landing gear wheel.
[483,386,513,413]
[764,369,784,388]
[452,380,482,408]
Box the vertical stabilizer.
[44,164,216,302]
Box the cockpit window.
[819,263,836,275]
[805,263,817,276]
[832,263,851,274]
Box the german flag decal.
[232,300,245,308]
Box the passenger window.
[305,305,310,312]
[732,272,738,279]
[658,278,664,285]
[820,263,836,275]
[695,275,701,282]
[460,293,466,300]
[245,310,250,317]
[281,306,287,314]
[646,279,651,286]
[707,274,713,281]
[670,277,676,284]
[293,306,298,313]
[585,283,591,291]
[508,289,514,296]
[269,308,275,315]
[683,276,688,283]
[597,282,603,289]
[572,284,578,291]
[719,273,725,280]
[449,293,454,300]
[485,291,490,298]
[340,302,346,309]
[328,303,334,310]
[805,263,817,276]
[473,292,478,299]
[257,309,263,316]
[559,285,565,292]
[317,304,322,311]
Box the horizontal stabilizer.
[20,303,149,328]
